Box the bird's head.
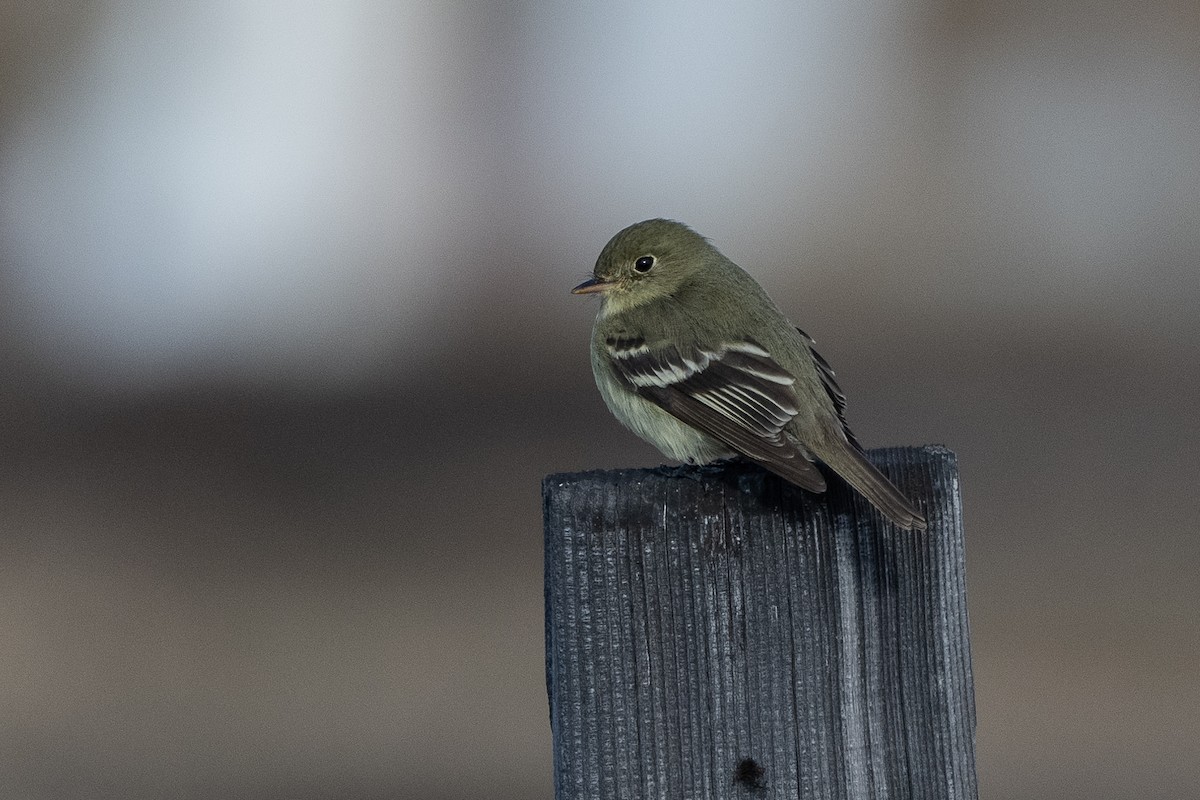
[572,219,713,313]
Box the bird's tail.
[816,441,927,530]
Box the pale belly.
[597,370,734,464]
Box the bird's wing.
[794,327,861,451]
[604,336,827,492]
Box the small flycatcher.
[573,218,927,530]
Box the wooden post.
[543,445,975,800]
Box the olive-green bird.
[573,218,927,530]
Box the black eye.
[634,255,655,273]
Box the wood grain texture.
[543,445,975,800]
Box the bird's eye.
[634,255,655,273]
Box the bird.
[572,218,927,530]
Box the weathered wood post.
[543,445,975,800]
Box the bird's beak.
[571,277,612,295]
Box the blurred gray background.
[1,2,1197,799]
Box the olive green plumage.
[574,218,926,530]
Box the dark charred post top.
[543,446,976,800]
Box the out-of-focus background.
[1,2,1196,798]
